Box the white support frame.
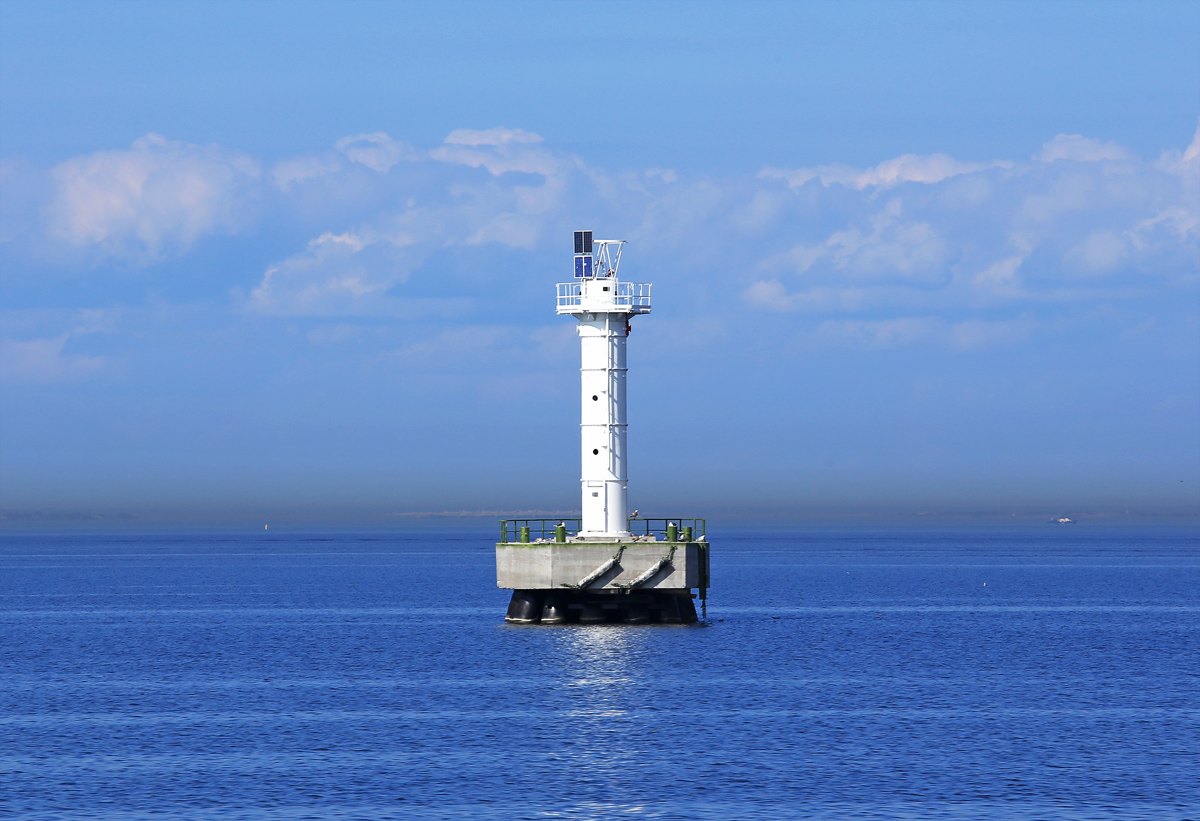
[592,240,625,278]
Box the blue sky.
[1,0,1198,523]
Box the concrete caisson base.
[497,541,705,590]
[504,589,700,625]
[498,538,709,625]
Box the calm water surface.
[1,527,1197,820]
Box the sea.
[1,526,1197,821]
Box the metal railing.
[500,518,582,543]
[615,282,652,308]
[625,518,707,542]
[499,517,705,543]
[555,283,582,308]
[555,282,652,311]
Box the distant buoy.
[264,525,268,531]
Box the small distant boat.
[1055,517,1074,524]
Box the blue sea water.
[1,527,1197,821]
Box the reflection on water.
[555,627,642,769]
[561,625,639,683]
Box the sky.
[1,0,1198,524]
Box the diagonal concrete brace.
[561,545,626,589]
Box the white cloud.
[247,123,1196,327]
[0,334,105,382]
[309,231,369,253]
[972,256,1024,291]
[246,199,508,316]
[644,168,679,184]
[335,132,419,173]
[1184,121,1200,165]
[248,137,580,314]
[762,199,949,284]
[431,127,562,176]
[45,133,260,263]
[250,230,393,314]
[0,312,112,383]
[744,278,793,311]
[271,154,342,190]
[747,125,1197,318]
[1135,206,1198,243]
[1067,230,1129,273]
[1036,134,1133,163]
[826,203,948,280]
[16,123,1197,352]
[761,153,1009,191]
[443,127,543,147]
[464,173,569,249]
[1156,119,1200,189]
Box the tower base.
[497,540,707,590]
[505,589,699,625]
[495,522,711,625]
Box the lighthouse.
[495,231,710,624]
[568,232,643,538]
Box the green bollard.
[666,522,678,542]
[555,523,566,543]
[519,526,531,543]
[682,526,693,542]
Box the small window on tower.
[592,449,599,455]
[592,395,598,401]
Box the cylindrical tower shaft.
[556,234,648,537]
[579,313,628,535]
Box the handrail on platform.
[624,518,706,540]
[499,517,706,544]
[499,518,582,543]
[555,282,652,311]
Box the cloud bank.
[42,134,261,264]
[4,121,1197,350]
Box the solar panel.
[583,256,593,277]
[573,230,595,254]
[574,256,584,277]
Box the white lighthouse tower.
[494,230,709,624]
[557,231,650,538]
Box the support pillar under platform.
[505,589,699,625]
